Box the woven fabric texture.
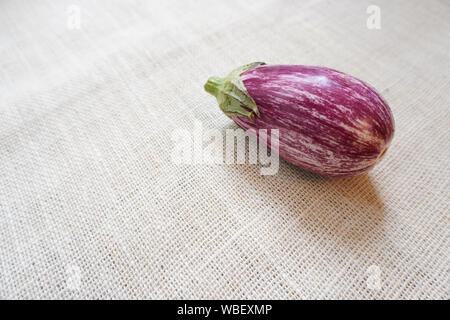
[0,0,449,299]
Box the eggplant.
[204,62,394,177]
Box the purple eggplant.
[204,62,394,177]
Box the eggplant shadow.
[221,125,387,247]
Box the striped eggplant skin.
[206,63,395,177]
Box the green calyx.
[204,62,266,119]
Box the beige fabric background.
[0,0,449,299]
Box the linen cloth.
[0,0,449,299]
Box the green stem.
[204,62,266,119]
[204,76,225,97]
